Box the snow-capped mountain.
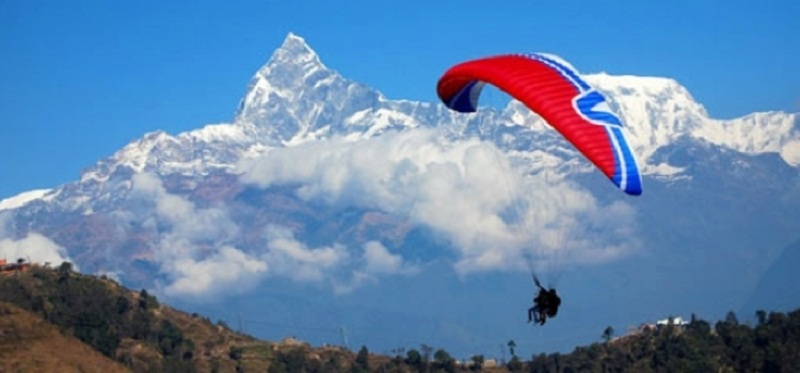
[2,33,799,357]
[11,32,791,199]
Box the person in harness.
[527,277,561,325]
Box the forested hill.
[1,264,799,372]
[525,311,800,372]
[0,264,367,372]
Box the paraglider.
[436,53,642,195]
[528,276,561,325]
[437,53,642,326]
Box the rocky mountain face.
[1,33,799,356]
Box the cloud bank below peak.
[238,127,641,276]
[120,172,419,300]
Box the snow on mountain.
[98,124,251,176]
[0,189,54,211]
[61,32,797,192]
[585,73,800,170]
[234,32,391,145]
[71,33,435,188]
[586,74,709,160]
[694,112,800,165]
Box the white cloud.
[131,173,238,243]
[116,173,423,298]
[362,240,415,275]
[163,246,267,298]
[0,233,74,268]
[782,139,800,166]
[114,128,640,297]
[329,240,420,294]
[125,172,263,299]
[262,224,349,283]
[0,211,74,268]
[261,224,418,294]
[239,128,640,276]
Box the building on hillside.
[656,316,689,327]
[0,258,31,273]
[612,316,691,343]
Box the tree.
[420,344,433,362]
[157,320,184,357]
[228,346,243,360]
[603,326,615,343]
[269,348,307,373]
[725,311,739,325]
[139,289,151,309]
[405,349,422,370]
[756,310,767,326]
[353,345,370,373]
[58,261,73,275]
[433,349,456,373]
[507,356,524,372]
[116,296,131,315]
[469,355,484,371]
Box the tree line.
[2,263,799,372]
[524,311,800,372]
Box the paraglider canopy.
[437,53,642,196]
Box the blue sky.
[1,0,798,199]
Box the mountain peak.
[233,33,386,144]
[234,33,336,125]
[271,32,322,67]
[585,73,707,116]
[281,33,311,52]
